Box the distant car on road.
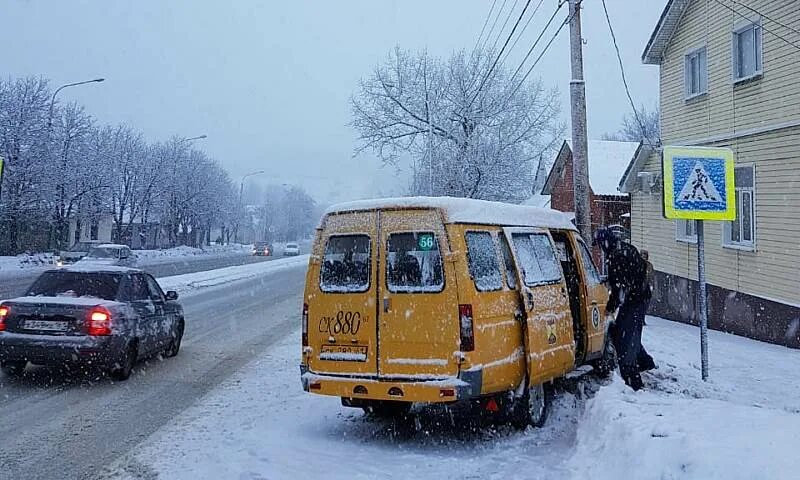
[57,240,105,267]
[75,244,137,268]
[0,266,184,380]
[283,242,300,256]
[252,241,273,256]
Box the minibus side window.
[320,235,371,293]
[577,240,601,285]
[499,234,517,290]
[465,231,502,292]
[386,232,444,293]
[511,233,562,286]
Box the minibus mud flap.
[456,368,482,399]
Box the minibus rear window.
[511,233,562,286]
[320,235,371,292]
[386,232,444,293]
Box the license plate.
[319,345,368,362]
[24,320,69,332]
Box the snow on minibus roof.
[323,196,576,230]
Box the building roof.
[642,0,691,65]
[324,196,576,230]
[542,140,641,197]
[521,194,552,209]
[617,144,657,193]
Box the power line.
[473,0,500,52]
[711,0,800,51]
[510,1,566,82]
[501,0,546,65]
[481,0,509,54]
[469,0,534,107]
[490,0,521,53]
[601,0,652,145]
[507,7,573,101]
[730,0,800,38]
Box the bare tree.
[351,47,564,203]
[602,104,661,146]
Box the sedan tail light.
[459,304,474,352]
[0,305,8,331]
[87,307,112,336]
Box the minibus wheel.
[511,383,550,429]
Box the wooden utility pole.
[568,0,591,243]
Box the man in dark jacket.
[593,227,653,390]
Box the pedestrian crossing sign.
[663,146,736,220]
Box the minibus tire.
[363,400,411,419]
[511,383,550,429]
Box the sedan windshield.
[25,271,122,300]
[86,247,121,259]
[68,242,94,252]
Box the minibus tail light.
[302,303,309,347]
[459,304,474,352]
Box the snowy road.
[0,264,307,480]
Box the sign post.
[662,146,735,381]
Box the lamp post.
[47,78,105,129]
[46,78,104,251]
[181,134,207,143]
[236,170,265,243]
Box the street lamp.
[181,134,208,143]
[48,78,105,128]
[46,77,104,252]
[236,170,266,243]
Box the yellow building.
[620,0,800,347]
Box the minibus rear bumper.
[300,366,482,403]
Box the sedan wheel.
[164,322,184,358]
[111,344,137,381]
[1,361,27,377]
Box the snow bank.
[135,244,251,266]
[567,317,800,480]
[157,255,309,296]
[0,253,56,277]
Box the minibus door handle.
[383,297,390,313]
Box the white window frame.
[723,165,756,251]
[684,45,708,100]
[732,18,763,83]
[676,220,697,244]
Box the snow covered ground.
[132,243,253,265]
[108,316,800,480]
[0,244,252,277]
[157,254,309,296]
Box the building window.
[724,165,755,250]
[733,21,762,82]
[676,220,697,243]
[685,47,707,98]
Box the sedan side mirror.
[165,291,179,301]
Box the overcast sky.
[5,0,663,205]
